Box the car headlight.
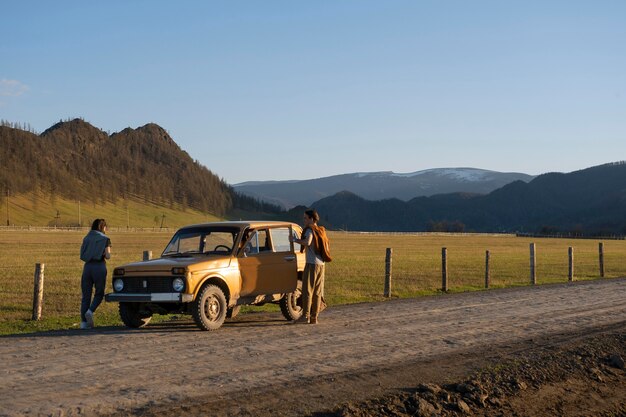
[172,278,185,292]
[113,279,124,292]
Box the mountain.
[0,118,280,220]
[234,168,535,209]
[296,162,626,234]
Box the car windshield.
[162,227,240,257]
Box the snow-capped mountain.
[233,168,535,209]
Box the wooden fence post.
[530,243,536,285]
[441,247,448,292]
[143,250,152,261]
[32,263,45,321]
[568,247,574,282]
[384,248,392,298]
[485,250,490,289]
[599,242,605,278]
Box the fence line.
[516,232,625,240]
[338,231,516,237]
[381,241,616,297]
[0,226,173,233]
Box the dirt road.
[1,278,626,417]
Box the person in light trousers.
[290,209,325,324]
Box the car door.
[238,226,298,296]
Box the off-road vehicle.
[105,221,304,330]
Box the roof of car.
[177,221,300,230]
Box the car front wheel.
[280,280,303,321]
[192,284,227,331]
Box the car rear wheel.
[119,302,152,328]
[280,280,303,321]
[192,284,227,331]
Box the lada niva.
[105,221,304,330]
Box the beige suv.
[105,221,304,330]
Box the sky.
[1,1,625,184]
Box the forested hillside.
[0,119,279,218]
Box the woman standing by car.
[290,209,331,324]
[79,219,111,329]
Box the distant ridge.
[296,162,626,234]
[234,168,535,209]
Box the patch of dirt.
[326,332,626,417]
[124,326,626,417]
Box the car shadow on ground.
[1,313,293,339]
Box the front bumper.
[105,293,193,303]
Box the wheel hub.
[205,295,220,320]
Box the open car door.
[238,226,298,297]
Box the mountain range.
[291,162,626,234]
[2,119,625,234]
[234,168,535,209]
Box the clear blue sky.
[1,1,625,184]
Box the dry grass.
[1,191,221,228]
[1,230,625,335]
[325,232,626,303]
[0,230,172,334]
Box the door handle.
[284,255,296,262]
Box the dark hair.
[304,209,320,223]
[91,218,107,232]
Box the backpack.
[310,225,332,262]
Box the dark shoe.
[310,317,318,324]
[292,316,309,324]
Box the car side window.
[292,229,302,251]
[242,229,270,256]
[257,229,270,252]
[270,227,291,253]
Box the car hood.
[115,255,232,274]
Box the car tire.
[280,280,303,321]
[226,305,241,319]
[119,302,152,328]
[192,284,227,331]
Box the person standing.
[290,209,329,324]
[79,219,111,329]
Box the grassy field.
[1,191,221,228]
[1,230,625,335]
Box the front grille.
[118,277,177,293]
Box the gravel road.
[1,278,625,417]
